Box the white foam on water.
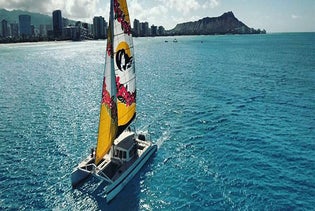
[156,130,170,149]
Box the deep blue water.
[1,33,314,210]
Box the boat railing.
[95,170,113,183]
[92,161,114,183]
[81,162,113,183]
[80,163,96,172]
[137,139,151,147]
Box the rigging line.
[114,31,134,39]
[114,74,136,84]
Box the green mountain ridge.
[0,8,52,27]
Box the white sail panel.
[112,0,136,133]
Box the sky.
[0,0,314,32]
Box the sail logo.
[116,41,133,72]
[115,41,135,106]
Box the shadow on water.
[74,174,140,210]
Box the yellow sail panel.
[117,101,136,126]
[117,0,130,24]
[95,104,118,165]
[95,17,117,164]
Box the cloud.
[128,0,145,20]
[163,0,201,14]
[203,0,219,9]
[160,0,219,13]
[291,14,300,19]
[128,0,169,27]
[0,0,101,22]
[65,0,99,19]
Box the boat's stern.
[71,156,95,188]
[135,133,157,156]
[71,168,91,188]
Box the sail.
[113,0,136,135]
[95,5,118,165]
[95,0,135,164]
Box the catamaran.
[71,0,157,202]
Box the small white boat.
[71,0,157,203]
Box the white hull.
[105,143,156,202]
[71,130,157,202]
[71,166,90,187]
[71,155,95,188]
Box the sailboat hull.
[71,166,91,188]
[71,155,96,187]
[71,130,157,202]
[105,143,157,202]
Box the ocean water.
[0,33,314,210]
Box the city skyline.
[0,8,168,43]
[0,0,314,32]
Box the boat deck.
[98,138,150,182]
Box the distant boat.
[173,38,178,42]
[71,0,157,203]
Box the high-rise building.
[133,19,140,37]
[139,22,149,37]
[39,24,46,37]
[143,22,149,36]
[151,25,157,36]
[19,15,31,37]
[52,10,63,38]
[31,25,35,36]
[46,25,52,31]
[10,23,19,38]
[82,22,89,38]
[1,19,9,37]
[93,16,106,39]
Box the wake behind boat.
[71,0,157,203]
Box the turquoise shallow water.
[0,33,314,210]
